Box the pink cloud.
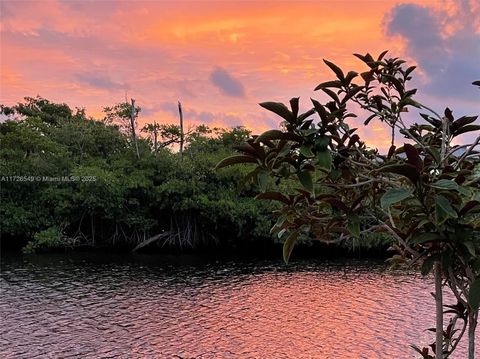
[1,0,477,151]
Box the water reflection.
[0,254,475,358]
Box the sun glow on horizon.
[1,0,478,151]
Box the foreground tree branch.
[218,52,480,358]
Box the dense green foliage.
[0,97,274,252]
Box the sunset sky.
[1,0,479,150]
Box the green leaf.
[441,251,453,269]
[257,169,269,192]
[317,150,332,171]
[329,168,341,181]
[259,102,293,123]
[421,256,436,276]
[277,142,292,157]
[380,188,412,208]
[427,147,441,164]
[315,136,329,151]
[215,155,258,169]
[297,170,313,192]
[435,195,458,224]
[410,232,441,245]
[283,231,299,264]
[473,259,480,272]
[463,241,476,256]
[431,179,469,195]
[468,277,480,311]
[299,145,315,158]
[347,214,360,238]
[303,128,317,136]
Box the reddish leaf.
[259,102,293,123]
[215,155,258,169]
[233,143,264,159]
[289,97,299,119]
[459,201,480,216]
[311,98,329,124]
[341,85,364,104]
[404,143,423,172]
[405,66,416,77]
[377,50,389,61]
[348,134,360,148]
[314,80,343,90]
[256,192,291,205]
[344,71,358,84]
[360,71,374,83]
[387,145,396,159]
[320,88,340,103]
[453,124,480,136]
[444,107,454,122]
[379,163,420,183]
[323,59,345,81]
[364,114,376,126]
[451,116,478,132]
[323,198,349,213]
[254,130,301,143]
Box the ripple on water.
[0,254,476,358]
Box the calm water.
[0,253,475,358]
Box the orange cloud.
[1,0,477,151]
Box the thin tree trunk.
[153,120,158,156]
[178,101,184,158]
[435,261,444,359]
[130,98,140,160]
[468,311,477,359]
[436,117,448,359]
[91,215,95,247]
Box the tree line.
[0,97,276,253]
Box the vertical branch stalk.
[153,121,158,156]
[130,98,140,160]
[435,116,449,359]
[435,261,444,359]
[468,311,477,359]
[178,101,184,158]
